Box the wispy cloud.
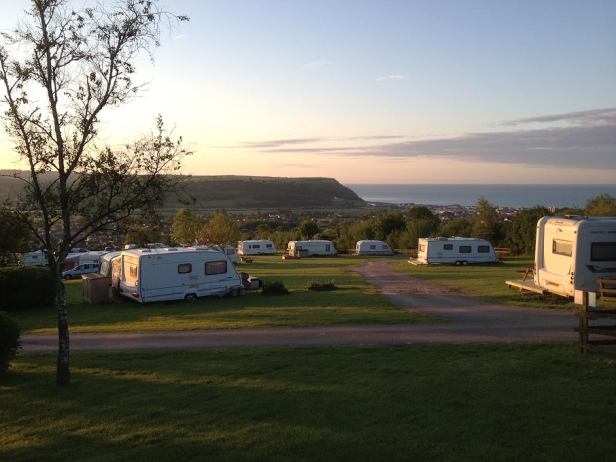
[500,107,616,126]
[224,109,616,171]
[300,60,331,70]
[172,34,189,40]
[376,74,408,81]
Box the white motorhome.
[115,247,244,303]
[355,240,393,256]
[534,216,616,304]
[414,237,499,265]
[238,240,277,256]
[19,250,48,267]
[287,240,336,257]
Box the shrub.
[260,279,289,295]
[0,266,55,311]
[0,312,21,376]
[307,279,337,291]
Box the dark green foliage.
[307,279,337,291]
[438,218,473,238]
[406,218,440,248]
[0,312,21,375]
[585,193,616,216]
[0,266,55,311]
[260,279,289,295]
[296,220,321,240]
[0,203,31,258]
[406,205,439,223]
[369,211,406,240]
[506,206,550,255]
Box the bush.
[0,312,21,376]
[307,279,337,291]
[0,266,55,311]
[260,279,289,296]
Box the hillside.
[0,171,365,209]
[176,176,365,209]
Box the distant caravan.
[287,240,336,257]
[355,240,394,256]
[411,237,499,265]
[237,240,277,256]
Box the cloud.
[500,107,616,126]
[376,74,408,81]
[259,124,616,170]
[172,34,189,40]
[300,60,331,70]
[226,109,616,171]
[238,138,325,149]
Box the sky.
[0,0,615,184]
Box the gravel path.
[20,259,579,353]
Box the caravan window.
[129,265,138,278]
[553,239,573,257]
[478,246,490,253]
[591,242,616,261]
[443,244,453,250]
[370,245,376,250]
[459,246,471,253]
[382,245,388,249]
[226,249,235,255]
[419,244,426,252]
[266,244,273,248]
[205,260,227,275]
[252,244,261,249]
[178,264,192,274]
[326,244,331,251]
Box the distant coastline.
[345,184,616,209]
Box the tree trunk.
[55,265,70,386]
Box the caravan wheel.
[184,293,197,301]
[462,261,468,266]
[455,261,461,266]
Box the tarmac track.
[20,259,579,353]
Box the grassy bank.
[11,255,436,335]
[3,344,616,462]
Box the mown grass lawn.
[10,255,437,335]
[3,344,616,462]
[389,256,616,310]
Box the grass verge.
[11,255,437,334]
[2,344,616,462]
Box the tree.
[406,206,439,224]
[0,0,189,385]
[585,194,616,216]
[505,206,549,255]
[471,197,500,242]
[172,208,202,245]
[296,220,321,240]
[0,203,31,260]
[198,210,240,245]
[369,211,406,241]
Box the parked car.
[62,263,99,280]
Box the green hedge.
[0,312,21,375]
[0,266,55,311]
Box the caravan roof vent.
[564,215,585,220]
[137,249,152,253]
[436,236,448,240]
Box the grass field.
[10,255,437,335]
[3,344,616,462]
[389,256,616,310]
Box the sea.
[344,184,616,209]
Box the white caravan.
[287,240,336,257]
[98,250,123,278]
[19,250,48,266]
[415,237,499,265]
[355,240,393,256]
[221,245,240,263]
[116,247,244,303]
[237,240,277,256]
[534,216,616,304]
[65,250,108,267]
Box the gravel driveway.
[20,259,578,353]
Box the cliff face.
[176,176,365,208]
